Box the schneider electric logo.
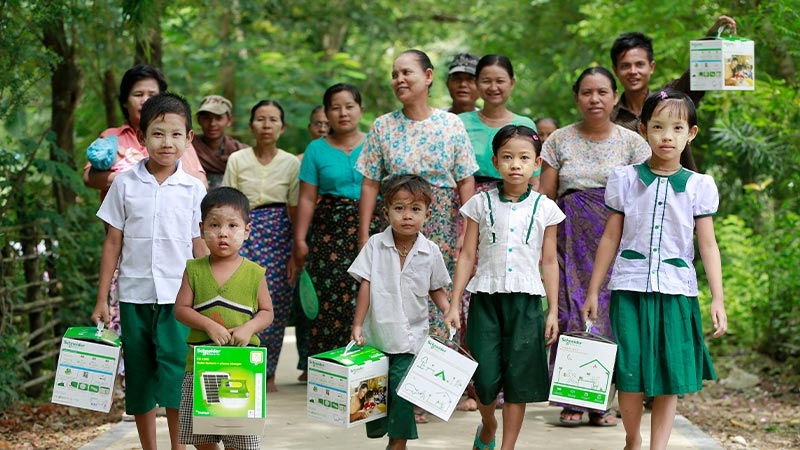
[562,337,583,346]
[65,340,86,349]
[198,348,222,356]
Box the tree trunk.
[102,69,119,128]
[134,26,163,68]
[42,16,83,214]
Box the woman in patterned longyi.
[222,99,299,393]
[355,49,478,425]
[539,67,650,427]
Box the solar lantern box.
[549,332,617,410]
[690,36,754,91]
[193,346,268,435]
[51,326,121,413]
[307,343,388,428]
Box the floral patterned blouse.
[356,109,478,188]
[541,123,650,197]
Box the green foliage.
[0,337,27,406]
[702,215,768,345]
[756,210,800,369]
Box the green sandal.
[473,424,496,450]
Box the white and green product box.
[51,326,121,413]
[193,346,267,436]
[549,333,617,410]
[398,336,478,421]
[307,344,388,428]
[690,37,754,91]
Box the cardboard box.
[51,326,121,413]
[193,346,268,435]
[307,344,388,427]
[398,336,478,421]
[549,333,617,410]
[690,37,755,90]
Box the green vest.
[184,256,265,371]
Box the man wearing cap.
[444,52,480,115]
[192,95,249,189]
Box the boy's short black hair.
[380,174,433,208]
[610,32,654,67]
[139,92,193,134]
[200,187,251,223]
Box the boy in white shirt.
[92,92,207,450]
[349,174,451,450]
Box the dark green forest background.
[0,0,798,404]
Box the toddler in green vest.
[175,186,274,450]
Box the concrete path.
[80,329,723,450]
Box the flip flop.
[559,408,583,426]
[589,410,619,427]
[473,424,496,450]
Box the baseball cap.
[197,95,232,115]
[448,52,479,76]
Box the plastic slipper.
[589,410,618,427]
[473,424,496,450]
[558,408,583,426]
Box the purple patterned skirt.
[549,188,613,413]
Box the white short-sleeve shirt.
[605,164,719,296]
[97,159,206,304]
[348,227,451,354]
[460,186,565,295]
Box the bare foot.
[456,397,478,411]
[267,376,278,393]
[298,370,308,383]
[624,435,642,450]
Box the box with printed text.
[307,345,388,428]
[51,326,121,413]
[193,346,268,436]
[690,37,754,91]
[549,333,617,410]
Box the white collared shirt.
[97,159,206,304]
[606,164,719,296]
[348,227,451,354]
[460,186,565,295]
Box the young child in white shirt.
[349,174,451,450]
[583,89,728,450]
[445,124,564,450]
[92,92,207,450]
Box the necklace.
[396,238,417,257]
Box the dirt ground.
[1,353,798,450]
[676,353,800,450]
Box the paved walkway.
[80,329,723,450]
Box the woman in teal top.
[456,54,538,413]
[290,83,367,356]
[459,54,539,188]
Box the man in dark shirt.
[610,15,737,133]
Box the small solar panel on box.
[201,372,230,404]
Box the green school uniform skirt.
[610,290,716,396]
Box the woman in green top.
[459,54,539,190]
